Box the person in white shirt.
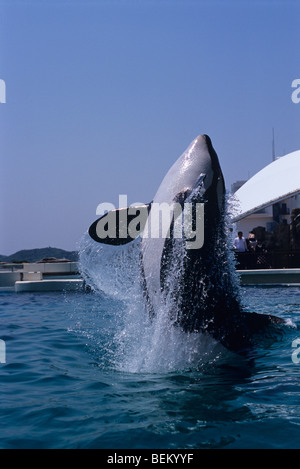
[233,231,248,252]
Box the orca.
[89,134,284,352]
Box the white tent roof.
[232,149,300,222]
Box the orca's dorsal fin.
[89,204,151,245]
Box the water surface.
[0,286,299,449]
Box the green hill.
[0,247,79,263]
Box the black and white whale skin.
[89,134,284,352]
[139,134,284,351]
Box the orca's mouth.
[185,173,207,204]
[173,177,208,207]
[195,173,206,187]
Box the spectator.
[255,239,269,268]
[233,231,248,252]
[247,233,257,252]
[255,240,266,253]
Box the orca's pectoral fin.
[241,311,285,330]
[239,311,287,351]
[214,311,286,352]
[88,204,151,245]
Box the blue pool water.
[0,286,300,449]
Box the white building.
[232,149,300,237]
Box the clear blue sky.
[0,0,299,255]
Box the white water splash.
[78,229,230,373]
[115,305,225,373]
